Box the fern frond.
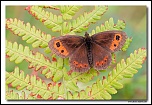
[6,40,27,63]
[41,57,64,81]
[6,40,64,81]
[67,6,108,34]
[114,19,126,30]
[60,6,82,20]
[61,69,99,92]
[6,67,65,100]
[42,6,60,10]
[6,18,51,50]
[6,90,24,100]
[121,37,132,51]
[67,69,99,83]
[68,48,146,99]
[90,18,126,35]
[62,22,72,35]
[6,89,36,100]
[111,53,116,64]
[25,6,63,32]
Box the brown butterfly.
[48,30,127,72]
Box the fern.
[67,6,108,34]
[6,48,146,100]
[6,67,65,99]
[6,87,35,100]
[6,40,64,81]
[25,6,63,32]
[6,90,26,100]
[6,18,51,50]
[41,6,60,10]
[6,40,99,84]
[60,6,82,20]
[121,37,132,51]
[6,5,146,100]
[90,18,125,35]
[67,48,146,99]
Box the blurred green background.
[6,6,147,100]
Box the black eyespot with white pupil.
[56,42,60,47]
[116,35,120,40]
[61,50,64,53]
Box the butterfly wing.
[92,42,112,70]
[48,35,84,58]
[69,43,90,72]
[91,30,127,52]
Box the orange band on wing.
[54,40,69,56]
[110,34,122,51]
[96,56,108,66]
[73,61,88,68]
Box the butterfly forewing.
[48,35,84,58]
[91,30,127,52]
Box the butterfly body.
[84,32,93,67]
[48,31,127,72]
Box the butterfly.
[48,30,127,72]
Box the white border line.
[1,1,152,5]
[1,1,151,104]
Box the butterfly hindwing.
[69,43,90,72]
[92,42,112,70]
[91,30,127,52]
[48,35,84,58]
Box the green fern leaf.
[62,22,73,35]
[6,41,64,81]
[61,69,99,92]
[6,90,20,100]
[111,53,116,64]
[114,19,126,30]
[6,18,51,51]
[25,6,63,32]
[121,37,132,51]
[6,88,36,100]
[6,41,25,63]
[68,6,108,34]
[68,48,146,99]
[6,67,65,99]
[66,69,99,84]
[41,5,60,10]
[90,17,126,35]
[60,6,82,20]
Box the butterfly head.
[85,32,90,38]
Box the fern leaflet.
[6,40,64,81]
[60,6,82,20]
[25,6,63,32]
[67,6,108,34]
[6,18,51,52]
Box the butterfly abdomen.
[85,37,93,67]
